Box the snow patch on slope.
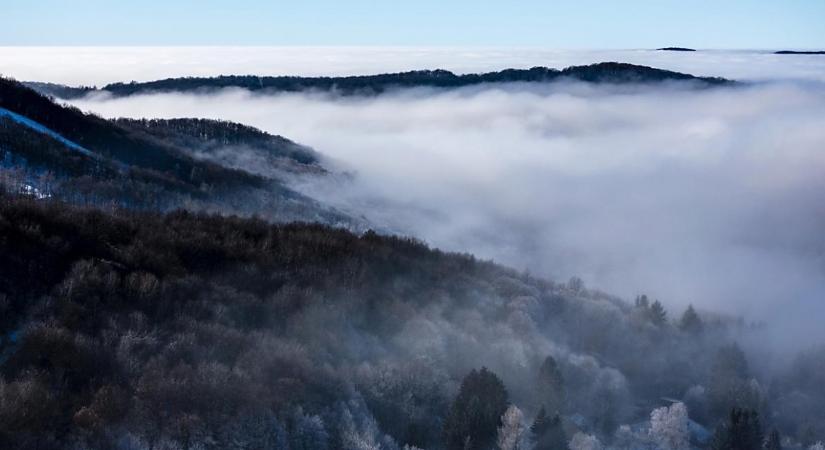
[0,107,96,158]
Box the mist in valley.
[4,47,825,85]
[68,79,825,348]
[2,47,825,449]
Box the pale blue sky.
[2,0,824,48]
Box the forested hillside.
[3,66,825,450]
[115,118,324,177]
[27,62,733,99]
[1,194,823,450]
[0,77,349,224]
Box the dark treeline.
[115,118,318,165]
[1,194,824,449]
[0,78,351,224]
[29,62,733,99]
[21,81,96,100]
[0,77,265,188]
[773,51,825,55]
[115,118,323,175]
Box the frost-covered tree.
[613,424,653,450]
[354,361,448,450]
[497,405,524,450]
[649,402,690,450]
[563,354,631,435]
[340,415,382,450]
[809,443,825,450]
[337,398,399,450]
[568,432,603,450]
[289,409,329,450]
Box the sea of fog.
[3,47,825,344]
[2,47,825,85]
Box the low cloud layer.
[69,80,825,345]
[3,47,825,86]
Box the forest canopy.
[0,194,823,449]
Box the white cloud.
[67,80,825,345]
[2,47,825,86]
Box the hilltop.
[25,62,733,99]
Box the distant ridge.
[657,47,696,52]
[774,50,825,55]
[26,62,734,99]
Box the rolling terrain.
[0,77,350,224]
[1,63,824,450]
[25,62,733,100]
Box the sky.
[2,0,824,48]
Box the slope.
[0,194,779,450]
[0,77,351,224]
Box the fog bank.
[68,81,825,344]
[3,47,825,86]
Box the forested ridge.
[114,118,324,177]
[1,77,259,187]
[0,77,349,224]
[26,62,733,99]
[114,118,318,166]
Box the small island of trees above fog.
[24,62,734,99]
[773,50,825,55]
[2,72,825,450]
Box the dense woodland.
[27,62,733,99]
[0,77,259,187]
[0,194,824,450]
[0,78,349,224]
[1,70,824,450]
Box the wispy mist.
[68,80,825,346]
